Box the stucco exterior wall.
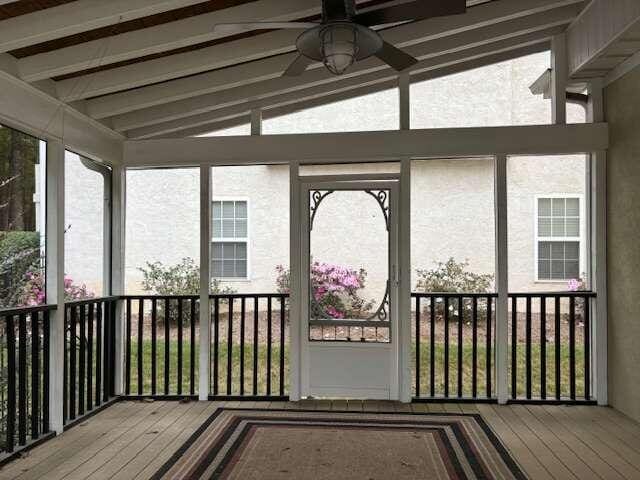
[62,52,587,299]
[604,65,640,422]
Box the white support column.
[551,33,567,124]
[399,73,410,131]
[587,78,607,405]
[45,140,65,433]
[398,157,412,402]
[111,165,126,395]
[494,154,509,404]
[289,161,301,401]
[250,109,262,136]
[198,165,211,400]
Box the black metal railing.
[0,304,55,453]
[122,294,289,399]
[412,293,496,400]
[63,297,118,425]
[509,292,595,402]
[123,295,199,397]
[210,294,288,399]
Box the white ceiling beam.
[0,0,207,53]
[124,122,608,167]
[17,0,322,82]
[566,0,640,77]
[87,0,584,118]
[110,13,573,132]
[136,43,549,139]
[0,70,123,164]
[66,0,585,105]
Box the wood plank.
[133,402,222,480]
[107,402,210,480]
[560,406,640,468]
[0,402,134,478]
[33,402,179,480]
[476,404,552,479]
[574,406,640,451]
[510,405,600,480]
[526,405,625,480]
[69,402,199,479]
[497,405,578,479]
[543,406,640,480]
[7,402,167,480]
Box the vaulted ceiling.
[0,0,599,139]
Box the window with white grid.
[212,200,248,279]
[536,197,581,281]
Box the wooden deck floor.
[1,400,640,479]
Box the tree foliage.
[0,231,40,308]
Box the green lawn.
[127,340,584,399]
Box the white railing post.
[399,158,412,402]
[111,165,126,395]
[289,161,301,401]
[45,140,65,433]
[587,78,607,405]
[199,165,211,400]
[494,154,509,404]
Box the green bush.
[415,258,493,293]
[0,230,41,308]
[139,257,235,296]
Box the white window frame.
[534,193,585,283]
[211,196,251,281]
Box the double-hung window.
[212,200,248,279]
[536,197,581,281]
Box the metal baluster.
[540,296,547,400]
[6,315,15,452]
[253,297,258,396]
[125,298,131,395]
[444,296,449,398]
[87,303,94,411]
[584,296,591,401]
[240,298,246,396]
[415,296,421,398]
[79,305,86,416]
[31,312,40,439]
[569,296,576,400]
[280,296,286,397]
[526,296,532,400]
[227,297,233,395]
[151,298,157,396]
[555,296,561,400]
[457,296,463,398]
[190,298,196,396]
[177,298,183,396]
[511,296,517,399]
[164,298,170,395]
[18,313,27,445]
[472,297,478,399]
[267,296,272,396]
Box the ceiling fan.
[214,0,466,76]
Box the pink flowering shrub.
[275,262,373,319]
[21,270,94,306]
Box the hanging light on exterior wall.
[320,23,359,75]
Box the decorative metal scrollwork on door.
[308,189,391,324]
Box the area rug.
[151,408,527,480]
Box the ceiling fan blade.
[354,0,466,27]
[283,55,314,77]
[213,22,317,34]
[376,41,418,72]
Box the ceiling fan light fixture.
[320,23,359,75]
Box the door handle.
[392,265,400,286]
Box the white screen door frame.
[296,176,400,400]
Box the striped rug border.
[151,408,527,480]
